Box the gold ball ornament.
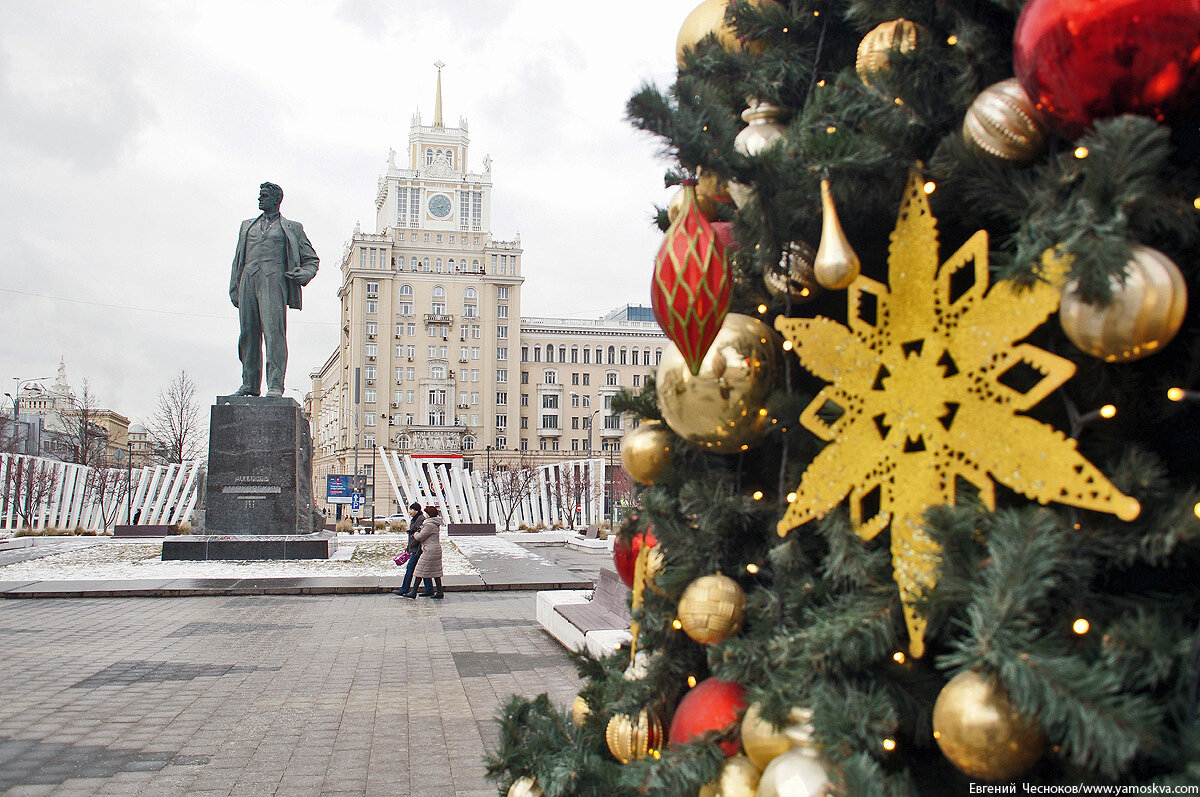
[669,167,732,223]
[656,313,778,452]
[621,421,672,485]
[1059,245,1188,363]
[932,670,1047,781]
[763,242,821,304]
[699,754,761,797]
[741,703,795,771]
[729,99,788,209]
[606,708,664,764]
[677,573,746,645]
[508,776,543,797]
[855,19,928,88]
[756,747,831,797]
[571,695,590,726]
[963,78,1047,162]
[676,0,778,69]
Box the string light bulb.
[1074,146,1089,159]
[826,125,837,134]
[672,619,683,630]
[782,340,793,351]
[1072,618,1090,635]
[786,492,797,503]
[892,651,906,664]
[687,675,697,688]
[882,738,897,752]
[1168,387,1185,401]
[752,490,764,500]
[1193,197,1200,210]
[1100,404,1116,419]
[946,34,958,45]
[757,304,768,314]
[922,181,936,194]
[746,563,759,574]
[1193,502,1200,519]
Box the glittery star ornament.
[775,171,1140,657]
[652,180,732,375]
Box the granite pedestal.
[162,396,333,561]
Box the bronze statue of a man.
[229,182,319,398]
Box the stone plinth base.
[162,532,336,561]
[203,396,316,536]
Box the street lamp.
[484,444,492,525]
[125,438,133,525]
[8,377,51,421]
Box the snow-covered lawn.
[0,534,478,580]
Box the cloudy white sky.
[0,1,685,424]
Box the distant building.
[15,358,131,464]
[307,69,667,519]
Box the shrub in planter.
[335,518,354,534]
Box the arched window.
[619,347,628,365]
[571,346,579,364]
[435,258,443,273]
[410,257,418,269]
[655,347,664,365]
[425,148,433,165]
[534,346,542,363]
[436,148,443,160]
[583,348,591,364]
[644,347,651,364]
[632,349,640,366]
[432,286,446,298]
[559,347,566,362]
[422,257,430,270]
[607,346,616,365]
[462,435,474,451]
[447,151,454,168]
[546,346,554,363]
[471,259,480,272]
[464,287,477,299]
[399,284,414,296]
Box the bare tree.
[56,381,108,469]
[486,452,541,531]
[610,464,636,517]
[0,415,20,455]
[148,370,205,464]
[550,460,603,527]
[0,455,62,530]
[83,455,131,533]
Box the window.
[633,374,642,387]
[497,325,508,339]
[520,417,529,429]
[543,394,559,409]
[432,301,446,315]
[394,390,402,403]
[366,300,377,314]
[498,304,508,319]
[471,369,479,382]
[365,365,376,380]
[365,321,377,336]
[406,345,415,358]
[366,281,378,297]
[497,286,509,300]
[398,302,412,316]
[607,346,616,365]
[533,346,541,363]
[471,392,479,405]
[397,187,408,225]
[542,415,559,429]
[435,257,443,273]
[521,394,529,407]
[632,349,640,366]
[406,367,416,380]
[471,347,480,359]
[408,324,416,335]
[571,394,580,407]
[395,367,404,382]
[426,148,433,165]
[620,347,628,365]
[429,389,446,406]
[364,433,376,448]
[559,347,566,362]
[583,373,590,386]
[571,347,579,364]
[472,325,481,339]
[582,395,590,408]
[544,370,557,385]
[471,191,482,231]
[496,415,507,429]
[365,343,377,357]
[605,414,621,430]
[460,190,470,230]
[496,347,507,360]
[545,345,553,363]
[365,414,375,427]
[521,371,529,385]
[655,348,664,365]
[496,392,507,405]
[539,439,547,450]
[460,346,469,360]
[520,440,528,451]
[406,390,414,403]
[583,348,591,364]
[359,249,365,268]
[431,365,445,379]
[497,369,507,383]
[428,346,437,357]
[572,417,579,429]
[490,254,498,273]
[364,389,376,404]
[571,373,579,386]
[438,346,447,358]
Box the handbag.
[394,551,411,567]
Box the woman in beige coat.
[404,505,444,599]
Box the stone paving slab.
[0,592,580,796]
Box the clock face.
[428,194,452,219]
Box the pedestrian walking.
[404,504,444,599]
[394,503,424,596]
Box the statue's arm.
[288,223,320,285]
[229,223,247,307]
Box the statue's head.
[258,182,284,213]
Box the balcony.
[424,313,453,326]
[537,425,563,437]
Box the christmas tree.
[489,1,1200,794]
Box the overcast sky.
[0,1,684,425]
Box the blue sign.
[327,475,354,504]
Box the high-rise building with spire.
[308,67,664,520]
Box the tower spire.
[433,61,445,128]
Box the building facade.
[14,359,130,464]
[308,72,667,520]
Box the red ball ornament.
[668,677,747,756]
[652,181,733,376]
[1014,0,1200,138]
[612,527,658,589]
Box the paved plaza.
[0,591,583,796]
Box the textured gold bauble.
[621,421,673,485]
[741,703,795,771]
[963,78,1047,162]
[699,754,761,797]
[677,573,746,645]
[676,0,777,68]
[606,708,664,764]
[855,19,927,87]
[730,98,788,209]
[1058,245,1188,363]
[756,747,831,797]
[813,179,861,290]
[508,775,543,797]
[657,313,777,452]
[933,670,1047,781]
[764,241,821,304]
[571,695,590,726]
[668,167,731,223]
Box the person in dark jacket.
[394,503,424,596]
[404,505,444,599]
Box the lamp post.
[9,377,51,422]
[484,444,492,525]
[125,438,133,525]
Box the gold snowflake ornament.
[776,172,1140,657]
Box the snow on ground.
[0,534,478,580]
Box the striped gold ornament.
[855,19,927,88]
[963,78,1047,162]
[606,708,664,764]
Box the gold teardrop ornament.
[813,179,861,290]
